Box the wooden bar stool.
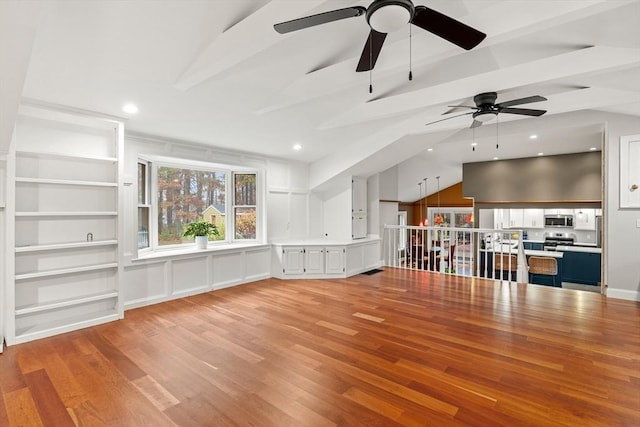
[494,254,518,281]
[528,256,558,286]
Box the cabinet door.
[282,247,305,274]
[523,209,544,228]
[574,209,595,230]
[305,247,325,274]
[325,247,345,274]
[493,209,504,229]
[352,215,367,239]
[352,177,367,214]
[508,209,523,228]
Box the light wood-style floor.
[1,269,639,426]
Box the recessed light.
[493,157,499,160]
[538,152,544,156]
[122,103,139,114]
[427,148,433,152]
[292,143,302,151]
[529,134,538,140]
[589,147,597,151]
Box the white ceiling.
[5,0,640,202]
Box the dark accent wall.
[463,152,602,203]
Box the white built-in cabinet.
[273,239,379,279]
[278,246,345,276]
[352,177,367,239]
[6,105,123,345]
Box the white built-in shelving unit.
[6,104,124,345]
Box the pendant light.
[423,177,428,226]
[435,175,441,226]
[418,181,423,226]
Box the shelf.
[16,150,117,163]
[15,240,118,253]
[13,309,120,345]
[15,262,118,280]
[15,211,118,217]
[15,291,118,316]
[16,177,117,187]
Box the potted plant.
[183,219,219,249]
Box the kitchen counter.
[556,245,601,254]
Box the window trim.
[137,154,262,256]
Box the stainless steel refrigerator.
[595,215,602,247]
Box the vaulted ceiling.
[2,0,640,202]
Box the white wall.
[0,156,5,350]
[604,114,640,300]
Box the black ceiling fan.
[273,0,486,73]
[427,92,548,128]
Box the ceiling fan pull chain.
[409,24,413,81]
[496,114,499,149]
[472,125,475,151]
[369,32,373,93]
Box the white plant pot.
[195,236,208,249]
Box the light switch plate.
[637,219,640,228]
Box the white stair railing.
[383,225,528,283]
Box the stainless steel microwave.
[544,215,574,227]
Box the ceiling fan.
[273,0,486,73]
[427,92,548,128]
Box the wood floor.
[1,269,639,426]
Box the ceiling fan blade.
[470,119,483,128]
[274,6,366,34]
[498,107,547,116]
[411,6,486,50]
[495,95,547,108]
[443,105,476,115]
[425,112,473,126]
[356,30,387,72]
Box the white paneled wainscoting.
[122,245,272,310]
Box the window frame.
[232,172,258,241]
[137,155,262,255]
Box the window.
[137,161,150,249]
[233,173,256,240]
[138,157,260,253]
[157,166,226,246]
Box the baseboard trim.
[606,288,640,301]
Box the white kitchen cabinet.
[507,209,524,228]
[8,104,124,345]
[493,209,504,229]
[544,209,574,215]
[574,209,596,230]
[523,209,544,228]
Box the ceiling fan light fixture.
[473,110,497,122]
[367,0,413,33]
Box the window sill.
[131,242,271,263]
